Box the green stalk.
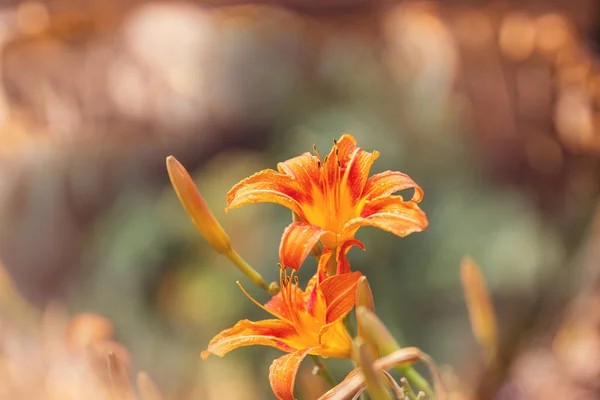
[309,355,336,387]
[227,249,279,295]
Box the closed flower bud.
[356,339,392,400]
[166,156,231,255]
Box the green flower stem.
[309,355,336,387]
[226,249,279,295]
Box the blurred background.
[1,0,600,398]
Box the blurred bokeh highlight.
[1,0,600,398]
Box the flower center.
[301,142,364,241]
[278,269,322,346]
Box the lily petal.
[305,274,326,319]
[317,250,334,277]
[343,196,428,239]
[201,319,297,359]
[303,274,320,297]
[341,147,380,206]
[280,222,328,270]
[320,271,362,323]
[333,134,359,165]
[226,169,307,216]
[269,348,314,400]
[322,135,360,196]
[336,239,365,275]
[318,368,362,400]
[277,152,321,194]
[318,320,354,359]
[363,171,424,202]
[318,348,433,400]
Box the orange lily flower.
[226,134,428,270]
[201,268,362,400]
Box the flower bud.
[167,156,272,293]
[356,276,375,313]
[356,276,377,356]
[356,306,399,356]
[166,156,231,255]
[460,256,498,361]
[356,339,393,400]
[107,352,135,400]
[137,371,164,400]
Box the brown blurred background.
[1,0,600,398]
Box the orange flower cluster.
[167,134,431,400]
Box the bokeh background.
[1,0,600,398]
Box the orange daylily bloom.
[226,134,428,270]
[201,268,362,400]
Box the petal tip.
[165,155,182,174]
[339,133,357,143]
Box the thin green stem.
[310,355,336,387]
[227,249,279,294]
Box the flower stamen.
[313,144,322,162]
[236,281,292,324]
